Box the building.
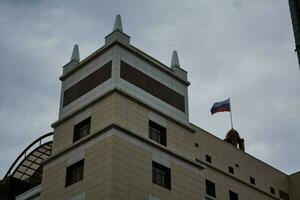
[288,0,300,68]
[1,15,300,200]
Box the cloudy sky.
[0,0,299,178]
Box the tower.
[41,15,203,200]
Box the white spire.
[113,14,123,32]
[71,44,80,63]
[171,50,180,68]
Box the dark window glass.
[205,179,216,197]
[63,61,112,107]
[250,177,255,185]
[73,118,91,142]
[152,161,171,189]
[229,190,239,200]
[270,187,275,195]
[65,160,84,187]
[206,155,212,163]
[120,61,185,112]
[279,190,290,200]
[228,166,234,174]
[195,142,199,147]
[149,121,166,146]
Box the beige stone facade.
[37,16,300,200]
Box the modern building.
[1,15,299,200]
[288,0,300,68]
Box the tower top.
[113,14,123,32]
[70,44,80,63]
[171,50,180,68]
[225,129,245,151]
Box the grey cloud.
[0,0,299,178]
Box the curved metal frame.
[4,132,53,179]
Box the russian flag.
[210,98,231,115]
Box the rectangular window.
[205,179,216,198]
[206,155,212,163]
[228,166,234,175]
[229,190,239,200]
[250,177,255,185]
[270,187,275,195]
[279,190,290,200]
[65,160,84,187]
[120,61,185,112]
[149,121,166,146]
[73,117,91,142]
[63,61,112,107]
[152,161,171,189]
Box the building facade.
[1,15,299,200]
[288,0,300,68]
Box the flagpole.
[229,98,233,129]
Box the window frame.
[206,155,212,163]
[152,161,171,189]
[65,160,84,187]
[279,190,290,200]
[73,117,91,142]
[228,166,234,175]
[270,187,275,195]
[229,190,239,200]
[250,177,256,185]
[205,179,216,198]
[149,121,167,146]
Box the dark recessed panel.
[120,61,185,112]
[63,61,112,107]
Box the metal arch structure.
[3,132,53,185]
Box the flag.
[211,98,231,115]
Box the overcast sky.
[0,0,299,178]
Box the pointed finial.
[171,50,180,68]
[71,44,80,63]
[113,14,123,32]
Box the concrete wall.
[191,124,290,199]
[41,130,114,200]
[58,43,189,125]
[289,171,300,199]
[42,127,203,200]
[111,130,203,200]
[49,93,292,200]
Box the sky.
[0,0,299,178]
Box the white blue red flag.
[210,98,231,115]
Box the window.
[270,187,275,195]
[229,190,239,200]
[250,177,255,185]
[73,117,91,142]
[279,190,290,200]
[195,142,199,147]
[65,160,84,187]
[228,166,234,175]
[152,161,171,189]
[206,155,212,163]
[205,179,216,198]
[149,121,166,146]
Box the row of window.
[72,118,166,146]
[65,159,171,190]
[204,154,286,197]
[66,158,288,200]
[206,178,290,200]
[71,118,289,199]
[205,154,256,186]
[206,179,238,200]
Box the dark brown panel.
[63,61,112,107]
[120,61,185,112]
